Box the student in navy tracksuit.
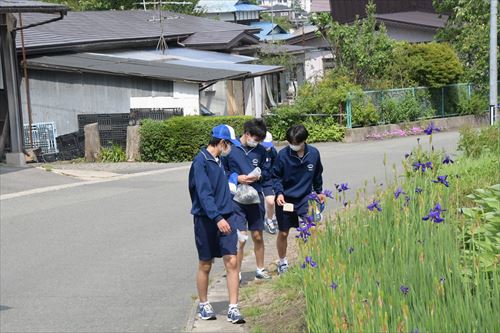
[262,131,278,234]
[272,124,325,274]
[222,119,272,280]
[189,124,245,324]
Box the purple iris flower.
[400,285,410,295]
[367,200,382,212]
[394,187,405,199]
[322,189,334,198]
[415,187,423,194]
[330,282,338,290]
[335,183,349,192]
[296,219,316,243]
[411,329,419,333]
[422,203,446,223]
[412,161,422,171]
[304,255,317,268]
[443,155,454,164]
[413,161,432,172]
[404,195,411,206]
[308,192,319,201]
[424,122,441,135]
[432,175,450,187]
[348,246,354,254]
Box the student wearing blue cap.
[262,131,278,234]
[272,124,325,275]
[222,118,272,281]
[188,124,245,324]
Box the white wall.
[200,81,227,115]
[130,81,200,116]
[304,50,332,83]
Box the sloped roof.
[375,11,448,28]
[25,52,283,83]
[16,10,257,53]
[182,30,260,50]
[249,21,292,41]
[25,53,248,83]
[198,0,264,13]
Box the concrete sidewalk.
[185,228,299,333]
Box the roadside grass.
[239,128,499,332]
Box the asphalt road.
[0,131,460,333]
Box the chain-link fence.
[346,82,495,128]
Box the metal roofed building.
[249,21,292,41]
[16,9,261,54]
[21,49,283,135]
[197,0,264,23]
[310,0,447,42]
[1,0,67,165]
[9,9,284,138]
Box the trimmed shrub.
[405,42,463,88]
[140,116,251,162]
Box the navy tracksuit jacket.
[189,147,234,222]
[272,144,323,200]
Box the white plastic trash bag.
[233,184,260,204]
[233,167,261,205]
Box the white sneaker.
[256,268,272,280]
[264,219,277,234]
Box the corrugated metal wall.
[20,70,173,135]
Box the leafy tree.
[433,0,498,86]
[404,42,463,88]
[311,0,393,87]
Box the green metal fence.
[346,82,495,128]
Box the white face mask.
[220,142,231,157]
[289,143,304,152]
[246,138,258,148]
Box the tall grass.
[296,133,500,332]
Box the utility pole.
[490,0,498,124]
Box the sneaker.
[227,307,245,324]
[264,219,277,234]
[272,218,278,230]
[255,268,272,280]
[278,262,289,275]
[198,303,216,320]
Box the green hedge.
[139,116,251,162]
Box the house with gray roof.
[197,0,264,24]
[12,9,283,144]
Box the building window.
[322,58,335,72]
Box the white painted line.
[0,165,190,201]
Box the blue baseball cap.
[261,131,274,149]
[211,124,241,146]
